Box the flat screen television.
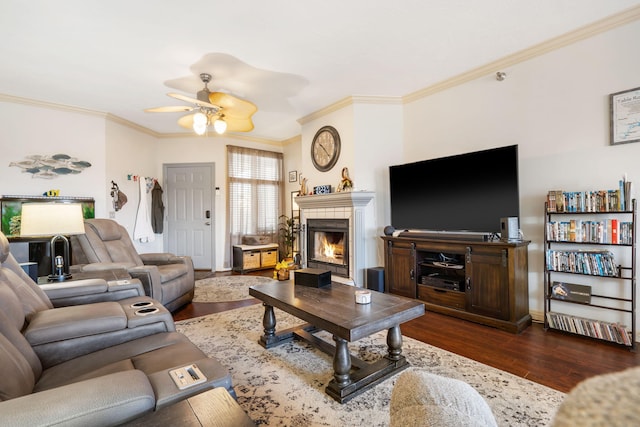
[389,145,519,235]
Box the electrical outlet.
[109,211,115,218]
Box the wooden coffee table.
[249,281,425,403]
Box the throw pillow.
[390,369,497,427]
[552,366,640,427]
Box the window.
[227,145,284,250]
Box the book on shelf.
[545,249,618,277]
[550,281,591,304]
[546,311,632,346]
[546,186,632,213]
[546,219,633,245]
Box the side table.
[123,387,255,427]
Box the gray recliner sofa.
[71,218,195,312]
[0,232,234,426]
[0,231,174,367]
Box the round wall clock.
[311,126,341,172]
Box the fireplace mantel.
[296,191,375,286]
[295,191,374,209]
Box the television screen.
[389,145,519,235]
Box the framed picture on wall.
[288,170,297,182]
[610,86,640,145]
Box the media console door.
[384,239,416,298]
[465,246,510,320]
[382,236,531,333]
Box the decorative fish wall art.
[9,154,92,179]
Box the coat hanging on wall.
[151,181,164,234]
[133,178,155,243]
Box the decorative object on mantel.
[313,185,331,194]
[337,167,353,192]
[299,177,308,196]
[9,154,92,179]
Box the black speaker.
[366,267,384,292]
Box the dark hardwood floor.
[174,270,640,393]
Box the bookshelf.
[544,189,636,350]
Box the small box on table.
[294,268,331,288]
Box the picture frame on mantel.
[288,170,297,182]
[609,86,640,145]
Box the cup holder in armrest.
[135,307,160,316]
[130,301,154,309]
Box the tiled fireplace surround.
[295,191,375,287]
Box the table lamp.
[19,202,85,281]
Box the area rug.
[176,304,565,427]
[193,275,277,302]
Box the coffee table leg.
[258,303,276,347]
[333,335,352,387]
[387,325,402,361]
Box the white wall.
[105,120,163,253]
[299,100,404,274]
[154,136,283,271]
[0,102,106,208]
[401,19,640,325]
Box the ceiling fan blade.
[208,92,257,119]
[224,116,255,132]
[144,105,194,113]
[168,93,220,110]
[177,113,195,130]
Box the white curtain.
[226,145,284,263]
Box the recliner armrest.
[0,370,155,427]
[139,253,188,266]
[127,265,163,300]
[147,357,234,409]
[25,302,127,345]
[77,262,138,271]
[39,278,108,299]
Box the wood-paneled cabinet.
[382,236,531,333]
[384,239,416,298]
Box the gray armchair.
[71,219,195,312]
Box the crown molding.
[156,130,282,146]
[280,134,302,146]
[0,93,282,144]
[297,95,402,125]
[106,113,161,136]
[0,93,109,119]
[403,5,640,103]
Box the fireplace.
[295,191,374,286]
[307,218,349,277]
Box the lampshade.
[20,203,85,237]
[214,118,227,134]
[20,203,85,282]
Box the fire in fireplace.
[306,218,349,277]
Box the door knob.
[205,222,211,226]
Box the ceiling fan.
[145,73,257,135]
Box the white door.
[164,163,214,270]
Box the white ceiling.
[1,1,639,141]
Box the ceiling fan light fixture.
[193,111,208,125]
[214,117,227,134]
[193,121,207,135]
